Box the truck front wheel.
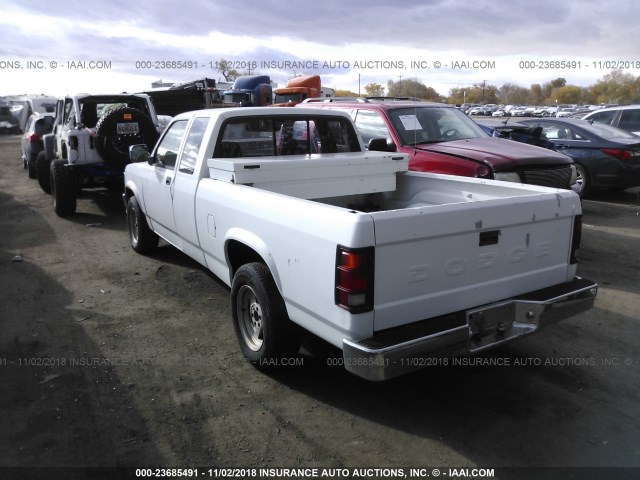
[50,160,76,217]
[127,196,159,254]
[231,263,300,368]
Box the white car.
[583,105,640,135]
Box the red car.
[299,98,580,194]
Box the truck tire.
[95,107,158,166]
[231,262,300,368]
[126,196,159,254]
[36,151,52,193]
[50,160,76,217]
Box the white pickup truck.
[123,107,597,381]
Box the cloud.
[1,0,639,96]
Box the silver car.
[21,112,55,178]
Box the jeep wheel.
[36,151,52,193]
[50,160,76,216]
[95,107,158,166]
[127,196,159,254]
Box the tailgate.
[370,192,579,331]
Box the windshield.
[388,106,489,145]
[224,93,251,104]
[274,93,305,104]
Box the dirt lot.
[1,135,639,479]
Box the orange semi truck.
[273,75,331,106]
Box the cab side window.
[156,120,188,169]
[178,117,209,175]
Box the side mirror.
[129,144,151,164]
[368,137,396,152]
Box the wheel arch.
[225,232,282,294]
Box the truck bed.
[206,155,581,334]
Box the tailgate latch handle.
[479,230,500,246]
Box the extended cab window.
[178,117,209,174]
[156,119,188,169]
[215,116,361,158]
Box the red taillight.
[600,148,631,161]
[335,246,374,313]
[570,215,582,264]
[28,133,40,142]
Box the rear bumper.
[342,276,597,381]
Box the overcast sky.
[1,0,638,98]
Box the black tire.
[575,163,590,197]
[95,107,158,166]
[50,160,76,217]
[27,152,37,179]
[36,151,52,194]
[231,262,300,368]
[127,196,159,254]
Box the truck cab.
[222,75,273,107]
[273,74,323,107]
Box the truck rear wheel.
[231,262,300,368]
[127,196,159,254]
[50,160,77,217]
[36,151,52,193]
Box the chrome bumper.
[343,277,598,381]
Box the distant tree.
[498,83,529,105]
[364,83,385,96]
[217,58,240,82]
[553,85,584,104]
[387,79,443,101]
[529,84,544,105]
[587,70,640,104]
[334,89,360,97]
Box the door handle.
[165,177,172,185]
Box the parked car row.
[459,103,632,122]
[20,90,637,212]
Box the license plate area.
[117,122,139,135]
[467,302,537,353]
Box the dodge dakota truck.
[124,107,597,381]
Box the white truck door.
[141,119,188,244]
[171,116,211,263]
